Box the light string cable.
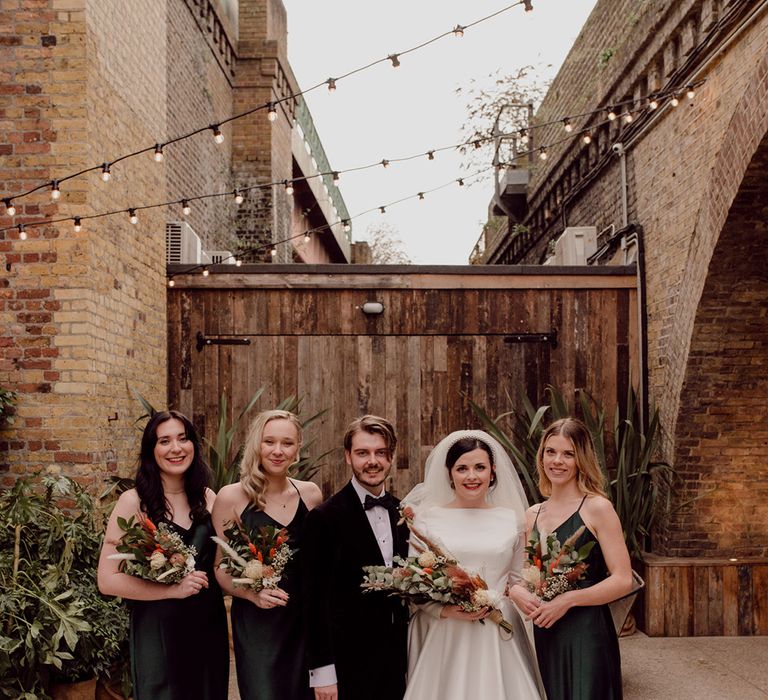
[0,88,697,238]
[0,1,531,208]
[166,168,494,283]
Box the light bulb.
[73,217,82,232]
[670,96,679,107]
[304,233,311,243]
[18,225,27,240]
[418,192,425,200]
[235,259,242,267]
[519,129,529,145]
[168,278,175,287]
[624,112,634,123]
[381,159,389,168]
[427,151,435,160]
[181,200,191,216]
[51,181,61,200]
[539,147,548,160]
[212,125,224,143]
[3,198,15,216]
[649,98,659,110]
[523,0,533,12]
[582,133,592,144]
[154,144,164,162]
[128,208,138,224]
[686,86,695,99]
[342,220,351,233]
[563,119,573,133]
[389,54,400,68]
[101,163,111,182]
[453,25,465,38]
[234,189,244,204]
[457,178,465,186]
[202,267,209,276]
[332,171,340,184]
[327,78,337,92]
[379,206,386,214]
[284,180,294,195]
[270,247,277,257]
[608,108,617,121]
[267,103,277,122]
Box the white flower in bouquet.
[417,551,437,568]
[149,551,167,570]
[244,559,264,581]
[473,587,503,609]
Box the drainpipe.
[612,142,647,430]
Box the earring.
[490,472,497,487]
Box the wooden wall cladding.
[640,554,768,636]
[167,266,638,498]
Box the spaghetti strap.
[576,494,588,512]
[533,504,543,528]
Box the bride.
[402,430,544,700]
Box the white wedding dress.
[404,506,543,700]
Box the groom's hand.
[314,684,338,700]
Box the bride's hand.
[440,604,489,621]
[506,583,541,618]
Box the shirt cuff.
[309,664,337,688]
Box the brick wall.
[487,0,768,555]
[0,0,276,487]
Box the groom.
[302,415,409,700]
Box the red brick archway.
[659,51,768,557]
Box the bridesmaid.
[98,410,229,700]
[212,409,322,700]
[508,417,633,700]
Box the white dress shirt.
[309,478,395,688]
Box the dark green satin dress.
[533,499,622,700]
[129,516,229,700]
[231,491,313,700]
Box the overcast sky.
[282,1,598,264]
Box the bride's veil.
[402,429,529,524]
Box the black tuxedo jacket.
[302,481,409,700]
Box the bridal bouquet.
[362,506,514,633]
[109,514,196,584]
[522,525,595,601]
[212,519,293,591]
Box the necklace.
[270,484,294,508]
[165,489,185,495]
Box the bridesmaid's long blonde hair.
[536,417,607,498]
[240,410,303,509]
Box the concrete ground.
[228,633,768,699]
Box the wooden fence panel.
[167,266,638,498]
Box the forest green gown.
[129,516,229,700]
[231,491,313,700]
[532,499,623,700]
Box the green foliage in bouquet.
[0,476,128,699]
[468,382,673,558]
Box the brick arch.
[657,56,768,557]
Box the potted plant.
[0,475,129,699]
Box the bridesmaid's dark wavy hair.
[445,438,497,488]
[136,410,211,525]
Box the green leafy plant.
[469,384,673,557]
[0,476,129,698]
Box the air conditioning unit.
[205,250,236,265]
[554,226,597,265]
[166,221,202,264]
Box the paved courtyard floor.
[228,632,768,699]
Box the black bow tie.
[364,492,397,511]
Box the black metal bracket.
[196,331,252,352]
[504,331,558,349]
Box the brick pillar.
[233,0,297,263]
